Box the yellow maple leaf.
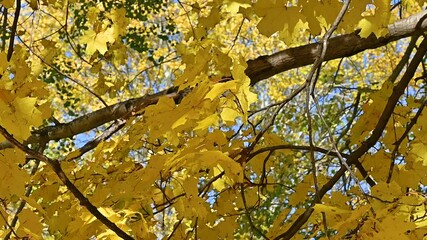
[313,203,351,215]
[81,28,115,55]
[174,48,210,89]
[410,142,427,165]
[231,56,257,121]
[17,209,43,237]
[371,181,402,202]
[254,0,300,37]
[357,0,390,38]
[0,97,43,140]
[109,8,129,39]
[206,82,236,100]
[221,107,240,124]
[199,7,221,29]
[0,0,14,8]
[212,166,227,192]
[0,52,7,74]
[0,149,28,199]
[166,150,243,183]
[223,0,251,13]
[194,113,219,131]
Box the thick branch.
[28,88,180,143]
[1,11,426,149]
[7,0,20,61]
[247,10,427,84]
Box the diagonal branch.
[0,125,134,240]
[63,120,126,162]
[247,10,427,84]
[387,98,427,183]
[1,7,8,51]
[28,88,181,143]
[273,36,427,240]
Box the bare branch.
[1,7,7,51]
[248,144,349,159]
[239,184,267,239]
[64,120,126,162]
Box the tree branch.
[247,10,427,84]
[248,144,349,160]
[1,11,426,150]
[63,120,126,162]
[273,36,427,240]
[6,0,20,61]
[28,88,180,143]
[0,125,134,240]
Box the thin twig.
[307,0,351,95]
[0,206,20,239]
[167,218,183,240]
[244,83,307,161]
[312,97,375,198]
[17,35,109,108]
[258,150,273,192]
[249,83,306,117]
[248,144,349,160]
[304,2,352,236]
[177,0,196,39]
[336,92,361,143]
[129,54,179,84]
[63,3,91,65]
[227,17,245,55]
[198,171,225,198]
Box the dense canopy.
[1,0,427,239]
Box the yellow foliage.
[1,1,427,239]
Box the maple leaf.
[81,28,115,55]
[254,0,301,37]
[0,0,13,8]
[0,149,28,198]
[0,52,7,74]
[0,97,43,140]
[4,1,427,239]
[357,0,391,38]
